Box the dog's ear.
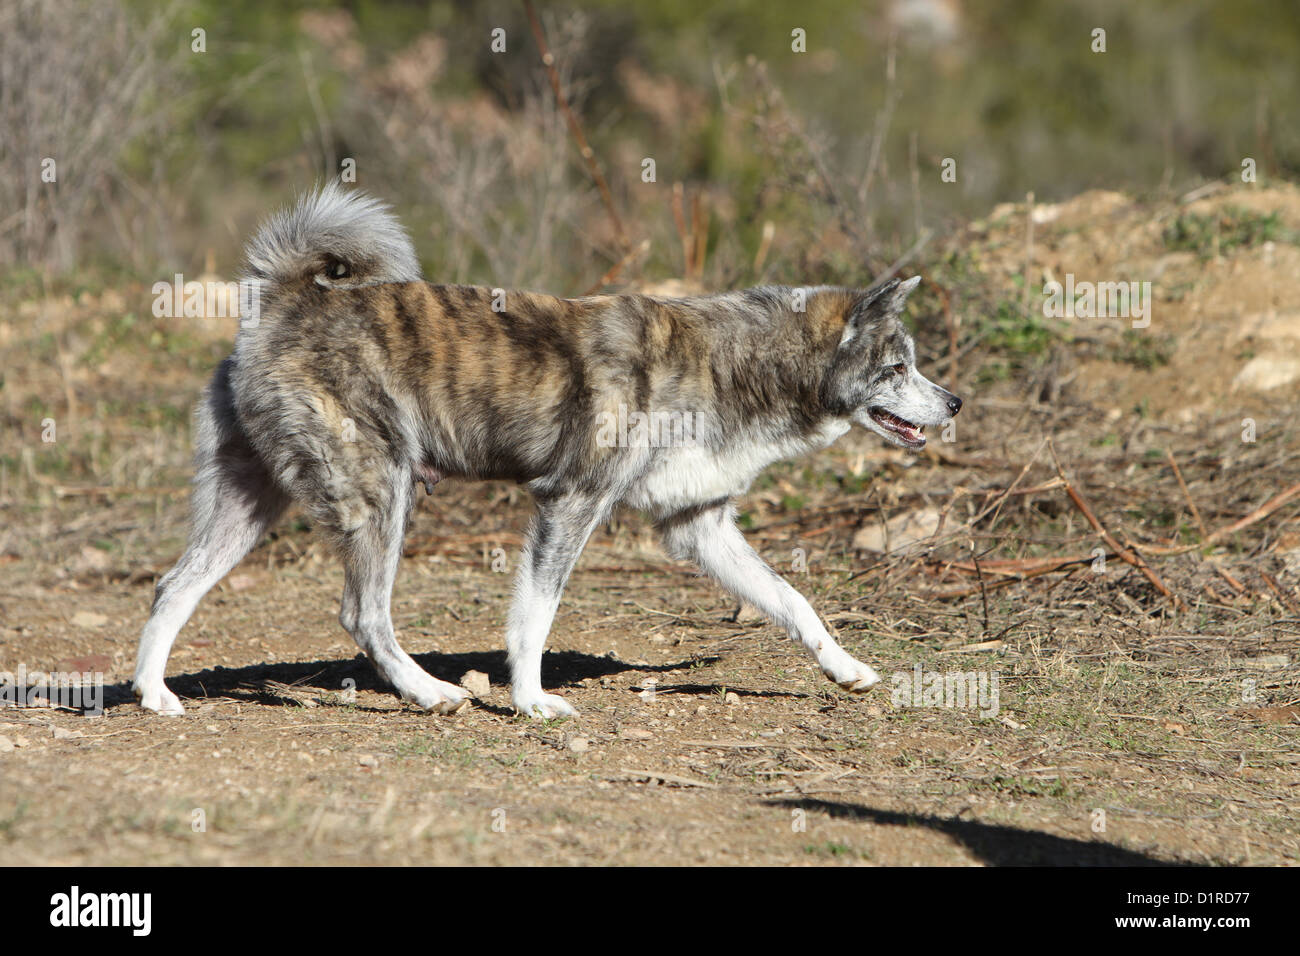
[838,275,921,348]
[874,274,921,314]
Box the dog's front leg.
[658,504,881,692]
[507,492,609,718]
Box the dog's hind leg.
[335,472,469,714]
[507,491,610,718]
[133,359,288,714]
[658,503,881,693]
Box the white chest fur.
[626,419,850,513]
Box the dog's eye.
[331,261,349,278]
[890,364,906,376]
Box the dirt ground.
[1,185,1297,866]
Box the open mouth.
[869,407,926,447]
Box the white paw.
[822,658,882,694]
[135,682,185,716]
[404,677,470,715]
[512,691,579,720]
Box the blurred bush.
[5,0,1297,287]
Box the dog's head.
[822,276,962,449]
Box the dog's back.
[232,189,857,509]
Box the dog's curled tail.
[241,181,421,300]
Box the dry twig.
[523,0,626,248]
[1048,441,1184,610]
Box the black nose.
[947,394,963,415]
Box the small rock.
[1235,653,1290,670]
[51,727,85,740]
[1233,356,1300,392]
[567,736,589,753]
[76,546,110,571]
[0,736,13,753]
[71,611,108,628]
[460,670,491,698]
[852,508,942,554]
[358,753,379,769]
[619,727,653,740]
[724,692,740,706]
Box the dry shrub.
[0,0,179,271]
[301,9,600,291]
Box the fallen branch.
[1165,448,1208,539]
[1260,572,1300,614]
[1207,482,1300,544]
[982,438,1052,531]
[928,575,1019,600]
[927,555,1105,599]
[613,769,718,789]
[943,553,1105,577]
[1213,564,1246,594]
[1140,481,1300,555]
[1049,441,1184,610]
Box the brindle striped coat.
[134,184,960,719]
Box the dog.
[132,184,961,718]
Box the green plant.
[1161,207,1285,258]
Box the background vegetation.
[4,0,1297,290]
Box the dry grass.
[0,0,183,271]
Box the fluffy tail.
[241,182,421,299]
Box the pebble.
[460,670,491,698]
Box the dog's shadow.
[101,650,712,716]
[771,798,1194,866]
